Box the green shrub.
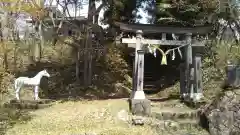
[0,68,15,104]
[202,40,240,100]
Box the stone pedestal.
[129,98,151,116]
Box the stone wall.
[200,89,240,135]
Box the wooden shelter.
[114,22,212,107]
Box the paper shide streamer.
[148,45,157,57]
[172,50,175,60]
[147,44,188,65]
[178,48,182,59]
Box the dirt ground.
[2,99,209,135]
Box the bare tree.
[51,0,105,86]
[0,1,22,70]
[0,0,105,85]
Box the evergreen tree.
[145,0,217,26]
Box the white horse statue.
[14,69,50,100]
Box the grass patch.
[5,99,157,135]
[0,107,32,135]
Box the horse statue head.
[41,69,50,77]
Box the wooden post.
[133,30,142,90]
[130,58,135,99]
[184,33,193,100]
[180,63,186,99]
[131,30,146,99]
[137,50,144,92]
[129,34,150,116]
[193,55,203,101]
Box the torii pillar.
[129,30,151,116]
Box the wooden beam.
[127,43,137,48]
[114,22,213,34]
[122,38,186,45]
[122,38,205,47]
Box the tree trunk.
[83,0,96,86]
[39,21,44,59]
[34,40,41,62]
[76,47,80,82]
[3,47,8,70]
[1,11,9,71]
[28,37,35,65]
[24,26,34,65]
[84,28,90,86]
[33,21,43,62]
[12,30,19,70]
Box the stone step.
[144,73,154,77]
[144,72,155,74]
[144,78,156,82]
[9,99,54,104]
[184,99,208,109]
[144,81,157,88]
[3,99,54,110]
[144,88,157,91]
[144,84,157,88]
[144,83,157,91]
[151,100,186,108]
[144,73,154,75]
[151,100,199,120]
[149,119,201,131]
[4,102,53,110]
[151,99,207,109]
[144,81,157,85]
[144,81,156,84]
[145,74,154,76]
[151,110,198,120]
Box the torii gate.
[114,22,212,116]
